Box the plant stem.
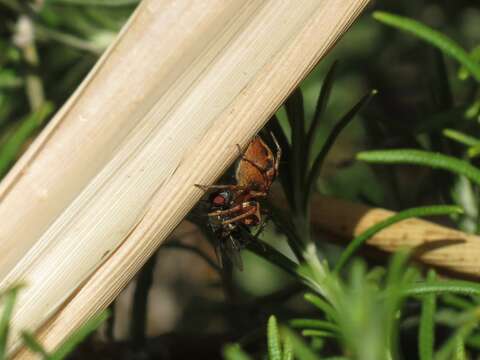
[130,252,158,349]
[23,43,44,111]
[14,15,45,112]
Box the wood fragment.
[311,196,480,278]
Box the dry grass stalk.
[312,196,480,278]
[0,0,370,356]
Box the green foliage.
[443,129,480,148]
[305,89,377,209]
[224,8,480,358]
[373,11,480,82]
[405,280,480,297]
[358,149,480,187]
[46,311,109,360]
[20,332,49,358]
[435,319,477,360]
[273,63,376,216]
[458,46,480,81]
[419,270,436,360]
[261,61,377,302]
[267,315,282,360]
[46,0,140,5]
[0,285,21,360]
[223,344,253,360]
[225,316,300,360]
[280,328,320,360]
[0,285,107,359]
[0,103,53,177]
[260,253,419,360]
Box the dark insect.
[196,133,281,270]
[205,190,250,270]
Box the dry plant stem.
[23,43,44,111]
[311,196,480,278]
[0,0,370,357]
[14,15,45,111]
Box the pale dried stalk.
[0,0,370,356]
[312,196,480,277]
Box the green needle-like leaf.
[247,240,299,279]
[267,115,294,209]
[406,280,480,297]
[373,11,480,82]
[285,88,306,212]
[289,319,339,333]
[433,50,453,109]
[441,294,472,311]
[458,45,480,80]
[435,320,476,360]
[304,89,376,210]
[21,331,49,358]
[0,285,21,360]
[454,336,466,360]
[281,327,321,360]
[130,253,158,348]
[0,103,53,179]
[304,293,338,322]
[419,270,436,360]
[50,311,109,360]
[467,143,480,158]
[223,344,253,360]
[268,315,282,360]
[301,330,336,338]
[46,0,139,6]
[443,129,480,147]
[305,61,338,166]
[282,331,293,360]
[357,149,480,187]
[334,205,463,273]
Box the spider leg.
[236,143,245,157]
[270,131,282,177]
[253,201,261,226]
[253,218,268,239]
[248,191,268,198]
[207,204,244,217]
[221,205,259,225]
[195,184,246,192]
[241,157,269,173]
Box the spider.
[197,133,281,228]
[195,133,281,269]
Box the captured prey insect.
[204,189,251,270]
[196,133,281,270]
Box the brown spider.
[196,132,281,228]
[195,133,281,269]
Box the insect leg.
[226,235,244,271]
